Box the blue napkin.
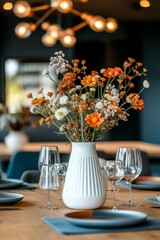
[41,217,160,235]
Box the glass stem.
[47,188,51,207]
[128,181,132,205]
[112,182,117,210]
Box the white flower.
[55,107,69,120]
[104,93,112,100]
[95,101,104,109]
[100,68,105,74]
[69,88,76,94]
[37,88,44,95]
[49,51,68,74]
[95,74,100,78]
[80,94,86,101]
[30,105,36,114]
[59,95,68,105]
[143,80,150,88]
[42,69,49,76]
[60,124,68,133]
[90,87,96,92]
[111,96,120,103]
[76,85,82,90]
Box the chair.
[140,151,152,176]
[6,151,40,179]
[20,170,40,183]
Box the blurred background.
[0,0,159,143]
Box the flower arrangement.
[0,104,38,131]
[27,51,149,142]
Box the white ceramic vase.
[4,130,29,153]
[62,142,106,209]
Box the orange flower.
[129,83,134,88]
[117,79,123,84]
[128,57,136,63]
[57,72,76,94]
[136,62,143,67]
[72,59,80,67]
[27,93,33,98]
[85,112,105,128]
[81,75,97,87]
[127,93,144,110]
[119,91,125,98]
[103,67,123,78]
[78,102,88,112]
[39,118,45,125]
[47,92,53,97]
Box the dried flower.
[27,51,149,142]
[0,105,38,131]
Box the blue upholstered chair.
[6,151,40,179]
[20,170,40,183]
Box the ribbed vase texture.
[62,142,106,209]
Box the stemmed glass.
[104,160,124,210]
[116,147,142,207]
[38,146,62,210]
[58,162,68,189]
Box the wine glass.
[58,162,68,189]
[104,160,124,210]
[38,145,61,169]
[38,146,61,210]
[116,147,142,207]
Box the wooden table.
[0,185,160,240]
[1,141,160,160]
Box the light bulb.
[89,16,106,32]
[42,33,57,47]
[139,0,150,8]
[57,0,73,13]
[105,17,118,33]
[15,22,31,38]
[60,29,76,47]
[3,2,13,10]
[50,0,59,8]
[47,24,61,40]
[41,22,51,31]
[13,1,31,18]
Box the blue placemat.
[117,182,160,190]
[41,217,160,235]
[17,182,37,189]
[144,198,160,205]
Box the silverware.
[0,207,23,211]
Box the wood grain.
[0,185,160,240]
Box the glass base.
[39,205,58,210]
[119,202,142,207]
[106,188,119,192]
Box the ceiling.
[0,0,160,22]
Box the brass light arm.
[32,8,56,30]
[72,21,88,32]
[31,5,50,12]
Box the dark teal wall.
[0,13,159,143]
[140,23,160,144]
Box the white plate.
[144,198,160,205]
[0,192,24,205]
[65,210,148,227]
[0,179,23,190]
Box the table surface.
[1,184,160,240]
[1,141,160,160]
